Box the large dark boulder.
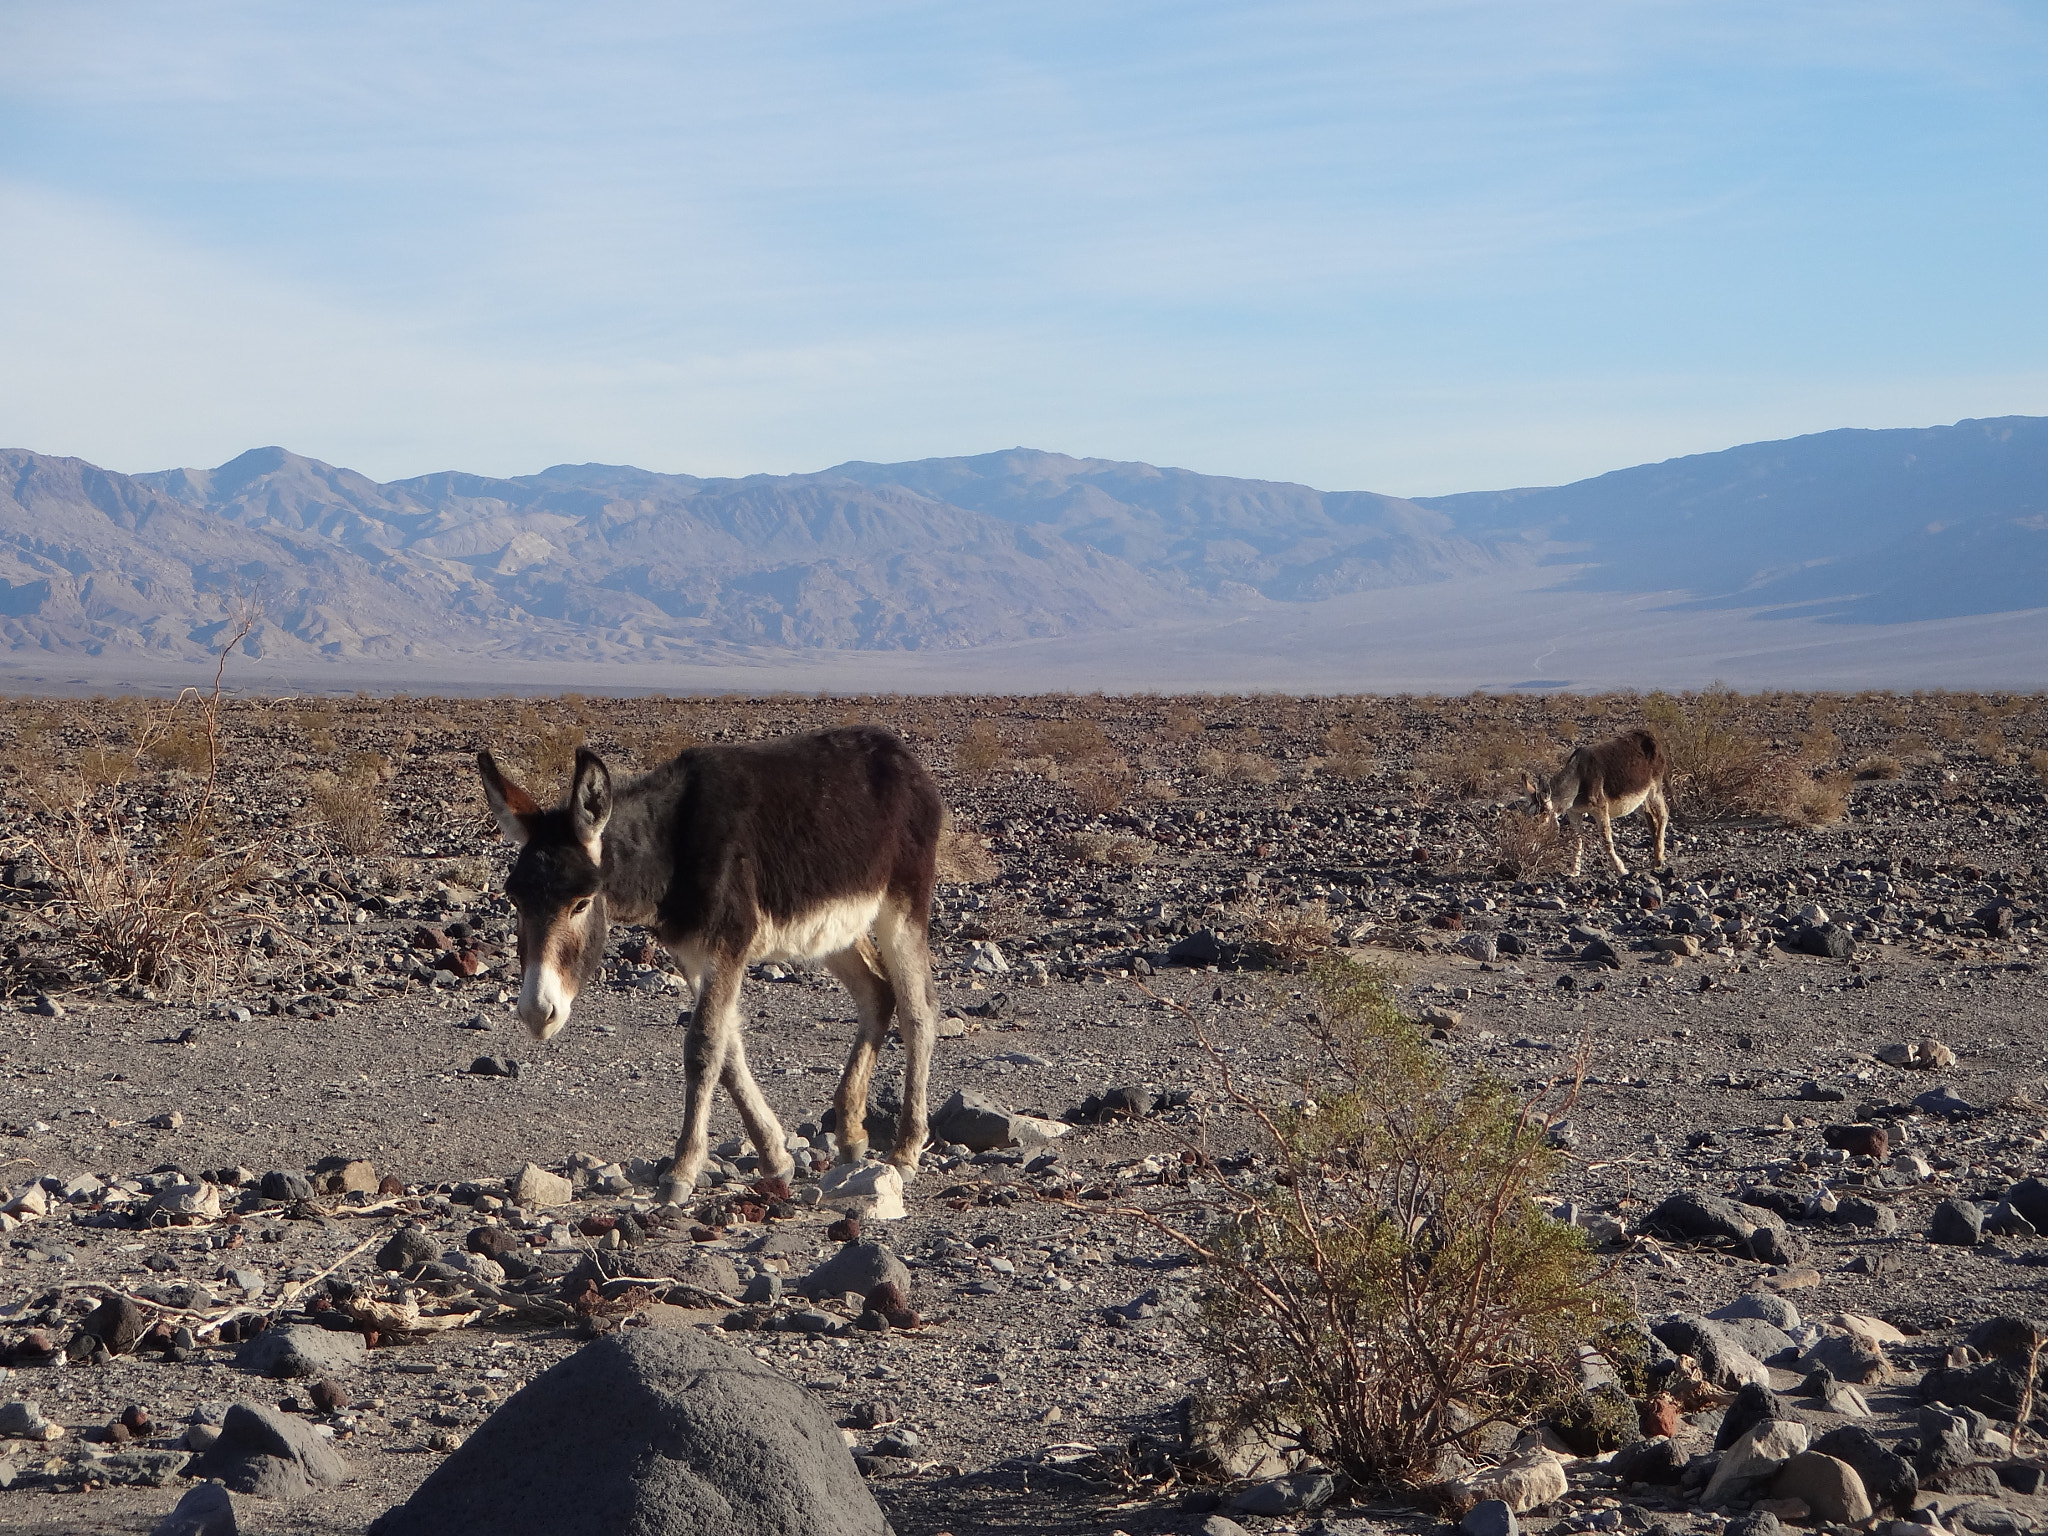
[1641,1191,1797,1264]
[1813,1424,1917,1514]
[187,1402,349,1501]
[368,1325,890,1536]
[1649,1314,1770,1389]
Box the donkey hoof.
[655,1177,692,1208]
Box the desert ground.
[1,685,2046,1535]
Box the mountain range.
[1,416,2043,688]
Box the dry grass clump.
[1975,731,2016,765]
[1135,961,1613,1491]
[1065,831,1154,866]
[1855,754,1905,780]
[1196,748,1281,785]
[1033,718,1116,763]
[1070,759,1136,815]
[1783,773,1850,828]
[1429,729,1544,800]
[1242,897,1336,969]
[1487,806,1574,880]
[952,720,1005,782]
[1644,688,1795,819]
[307,764,391,856]
[144,725,214,774]
[1161,704,1206,740]
[2028,747,2048,783]
[78,747,138,790]
[935,817,998,883]
[1320,725,1375,781]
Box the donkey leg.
[1647,784,1672,867]
[1598,805,1628,874]
[874,903,939,1181]
[1566,813,1585,878]
[658,961,742,1206]
[719,1033,794,1184]
[822,940,896,1164]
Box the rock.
[1225,1471,1336,1516]
[1702,1419,1811,1506]
[1822,1123,1889,1157]
[366,1325,888,1536]
[1878,1037,1955,1069]
[1922,1358,2033,1423]
[1456,933,1499,964]
[376,1226,439,1272]
[2003,1177,2048,1230]
[1812,1425,1917,1513]
[801,1243,910,1303]
[150,1482,238,1536]
[1716,1383,1787,1450]
[1797,1330,1891,1386]
[1964,1317,2047,1360]
[1611,1436,1688,1485]
[1931,1199,1986,1246]
[1581,937,1623,968]
[512,1164,574,1208]
[148,1182,222,1220]
[1795,923,1855,959]
[1199,1520,1251,1536]
[0,1400,55,1438]
[314,1157,378,1195]
[1914,1087,1980,1119]
[1650,1315,1772,1389]
[928,1088,1041,1152]
[147,1109,184,1130]
[1460,1499,1519,1536]
[260,1170,314,1202]
[818,1162,906,1222]
[1450,1447,1569,1513]
[1771,1452,1874,1524]
[1637,1396,1683,1441]
[1711,1294,1802,1332]
[78,1295,151,1355]
[1722,1513,1782,1536]
[1641,1190,1796,1265]
[1916,1404,1980,1484]
[236,1324,367,1379]
[1167,930,1225,966]
[187,1401,349,1502]
[655,1249,741,1299]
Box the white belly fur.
[1606,787,1651,817]
[748,892,883,963]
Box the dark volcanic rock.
[187,1401,350,1502]
[1812,1424,1917,1514]
[1930,1198,1986,1247]
[1642,1190,1797,1264]
[367,1326,889,1536]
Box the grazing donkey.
[1522,728,1671,876]
[477,726,944,1207]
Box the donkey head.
[1520,769,1557,818]
[477,746,613,1041]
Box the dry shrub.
[78,747,137,789]
[308,771,390,856]
[1975,731,2016,765]
[1134,961,1613,1490]
[1855,755,1904,780]
[1141,778,1181,801]
[1487,807,1574,880]
[1033,718,1115,763]
[6,620,262,995]
[144,726,213,774]
[1430,730,1541,800]
[952,720,1005,783]
[935,815,998,883]
[1065,831,1154,866]
[1321,726,1375,781]
[1197,748,1280,785]
[1783,773,1850,828]
[1892,731,1933,759]
[2030,748,2048,783]
[1644,688,1794,819]
[1243,897,1336,968]
[513,722,587,793]
[1797,728,1842,765]
[1162,704,1206,739]
[1070,759,1135,815]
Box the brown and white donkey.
[1522,728,1672,876]
[478,725,943,1207]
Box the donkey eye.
[570,898,593,916]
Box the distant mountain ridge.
[1,416,2043,671]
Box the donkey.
[1521,728,1671,876]
[477,726,944,1207]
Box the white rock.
[1452,1447,1568,1514]
[819,1161,906,1221]
[1702,1419,1810,1506]
[512,1163,573,1208]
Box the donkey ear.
[1521,771,1541,795]
[569,747,613,858]
[477,752,540,845]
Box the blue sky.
[3,1,2046,494]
